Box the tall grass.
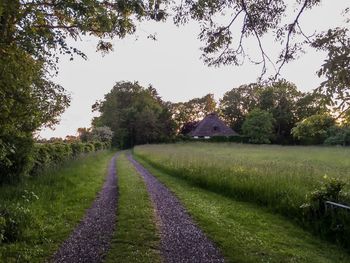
[0,150,115,262]
[134,143,350,248]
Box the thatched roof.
[189,113,238,137]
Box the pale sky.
[40,1,349,139]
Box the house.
[189,113,238,139]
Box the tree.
[295,92,328,121]
[291,114,335,145]
[258,80,301,142]
[312,27,350,117]
[170,93,217,132]
[220,83,260,132]
[324,126,350,146]
[91,127,114,143]
[92,81,175,148]
[242,109,275,144]
[219,80,327,141]
[0,0,160,181]
[0,48,70,182]
[173,1,349,112]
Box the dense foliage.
[219,80,327,143]
[31,141,110,175]
[0,0,152,182]
[92,81,176,148]
[242,109,275,144]
[292,114,335,144]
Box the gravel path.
[51,153,118,263]
[128,155,225,263]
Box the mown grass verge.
[134,143,350,248]
[105,153,161,263]
[0,150,115,263]
[135,156,350,263]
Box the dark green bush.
[0,203,32,242]
[0,135,34,184]
[83,143,95,153]
[71,142,85,157]
[32,144,52,174]
[301,177,350,248]
[93,141,103,151]
[324,127,350,146]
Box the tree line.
[91,80,350,147]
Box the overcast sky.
[40,1,349,139]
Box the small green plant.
[301,177,347,216]
[0,190,39,243]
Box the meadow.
[134,142,350,248]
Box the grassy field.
[134,143,350,248]
[136,157,350,262]
[0,151,115,263]
[105,153,161,263]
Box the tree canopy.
[0,0,157,180]
[219,79,327,142]
[242,109,275,144]
[92,81,175,148]
[170,93,217,132]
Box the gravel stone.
[128,155,225,263]
[51,154,118,263]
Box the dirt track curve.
[128,155,225,263]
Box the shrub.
[0,203,32,242]
[324,126,350,146]
[90,126,113,143]
[83,143,95,153]
[71,142,85,157]
[301,177,350,247]
[30,141,109,176]
[0,135,34,184]
[93,141,103,151]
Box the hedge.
[31,141,110,175]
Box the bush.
[0,203,32,242]
[30,141,110,176]
[0,135,34,184]
[324,126,350,146]
[93,141,103,151]
[71,142,85,157]
[301,177,350,247]
[83,143,95,153]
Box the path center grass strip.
[105,153,161,263]
[0,151,115,263]
[135,156,350,263]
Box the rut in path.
[128,155,225,263]
[51,153,118,263]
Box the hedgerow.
[31,141,110,175]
